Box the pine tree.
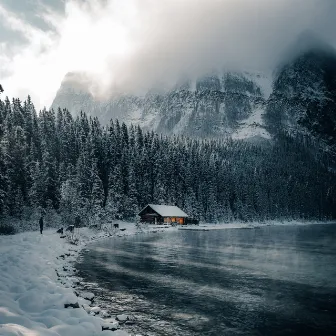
[0,144,9,216]
[29,160,44,209]
[60,175,79,225]
[1,94,336,222]
[42,150,60,209]
[106,163,124,220]
[89,160,105,227]
[124,164,138,219]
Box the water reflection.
[76,224,336,335]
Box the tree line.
[0,95,335,227]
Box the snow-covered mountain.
[51,34,336,146]
[265,46,336,148]
[51,71,272,139]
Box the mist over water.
[77,224,336,335]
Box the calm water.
[76,224,336,335]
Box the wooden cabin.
[138,204,188,225]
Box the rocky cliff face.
[51,38,336,147]
[51,71,271,139]
[265,47,336,148]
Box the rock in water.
[64,302,79,309]
[80,291,95,301]
[116,314,129,323]
[102,321,119,331]
[90,306,101,315]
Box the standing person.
[74,215,81,236]
[75,215,81,228]
[39,216,44,234]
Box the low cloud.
[1,0,336,109]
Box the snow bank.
[179,220,336,230]
[0,224,140,336]
[0,221,172,336]
[1,219,332,335]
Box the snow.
[170,108,193,135]
[0,230,106,336]
[102,320,119,331]
[0,221,178,336]
[231,106,271,140]
[142,204,188,217]
[179,220,336,230]
[243,71,273,99]
[116,315,128,322]
[0,222,147,336]
[1,219,333,336]
[110,331,130,336]
[81,292,95,301]
[229,71,273,141]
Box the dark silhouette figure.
[39,216,44,234]
[56,227,63,234]
[65,225,74,233]
[75,216,81,228]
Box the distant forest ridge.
[0,95,335,226]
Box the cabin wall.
[139,205,189,225]
[163,217,185,224]
[139,206,158,216]
[140,215,187,224]
[140,215,164,224]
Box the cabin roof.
[139,204,188,217]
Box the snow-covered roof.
[142,204,188,217]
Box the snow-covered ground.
[178,220,335,230]
[0,222,169,336]
[1,220,334,336]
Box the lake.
[76,224,336,335]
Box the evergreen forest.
[0,96,335,227]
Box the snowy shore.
[0,223,170,336]
[1,220,334,336]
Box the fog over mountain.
[1,0,336,109]
[51,0,336,100]
[51,30,336,150]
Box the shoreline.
[68,220,336,335]
[1,220,335,336]
[0,222,163,336]
[56,223,172,334]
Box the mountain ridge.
[51,38,336,148]
[51,70,272,140]
[266,45,336,150]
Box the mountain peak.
[296,30,331,52]
[278,30,336,70]
[60,72,91,92]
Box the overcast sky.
[1,0,336,110]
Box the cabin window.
[179,218,184,224]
